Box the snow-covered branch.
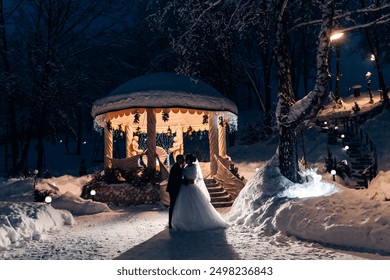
[290,3,390,31]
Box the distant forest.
[1,0,389,177]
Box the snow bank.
[51,191,111,215]
[0,202,74,249]
[228,156,390,254]
[0,178,35,202]
[362,110,390,171]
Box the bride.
[171,153,229,231]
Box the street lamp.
[331,169,336,181]
[330,32,344,102]
[90,189,96,201]
[366,71,373,103]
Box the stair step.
[211,195,232,203]
[207,186,224,193]
[211,200,233,208]
[209,190,229,197]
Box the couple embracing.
[166,154,228,231]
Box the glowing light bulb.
[330,32,344,41]
[45,196,52,204]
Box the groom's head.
[176,155,185,165]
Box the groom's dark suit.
[166,161,183,228]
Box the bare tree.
[1,0,133,176]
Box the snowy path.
[0,205,377,260]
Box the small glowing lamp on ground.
[341,134,345,139]
[331,169,337,181]
[370,54,375,61]
[344,145,350,153]
[90,189,96,201]
[45,196,52,204]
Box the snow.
[91,72,238,119]
[1,96,390,261]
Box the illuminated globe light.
[90,190,96,196]
[330,32,344,42]
[45,196,52,204]
[335,126,339,130]
[59,139,63,143]
[370,54,375,61]
[82,141,87,144]
[323,121,328,125]
[341,134,345,139]
[331,169,337,181]
[33,169,39,175]
[255,168,260,172]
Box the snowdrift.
[228,155,390,254]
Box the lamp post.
[90,189,96,201]
[366,71,373,103]
[33,169,39,189]
[330,32,344,102]
[331,169,336,181]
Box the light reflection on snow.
[277,169,339,199]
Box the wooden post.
[209,113,219,176]
[218,117,227,158]
[104,126,113,168]
[146,108,156,173]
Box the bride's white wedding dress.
[172,162,229,231]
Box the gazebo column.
[146,108,157,173]
[176,124,184,154]
[104,126,113,168]
[125,124,133,158]
[209,112,219,176]
[218,119,227,158]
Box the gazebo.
[91,72,238,177]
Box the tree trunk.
[275,0,297,182]
[36,128,45,177]
[279,126,298,182]
[76,106,82,155]
[275,0,335,183]
[7,96,20,176]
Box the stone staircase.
[204,178,234,208]
[343,132,376,188]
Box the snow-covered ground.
[1,95,390,262]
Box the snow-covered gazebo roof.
[92,72,238,132]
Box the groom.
[166,154,185,229]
